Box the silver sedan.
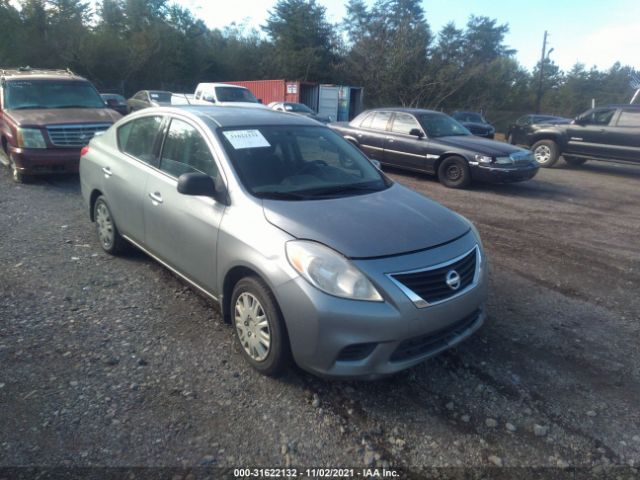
[80,106,488,379]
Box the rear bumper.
[471,162,539,183]
[8,146,81,175]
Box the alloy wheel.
[534,145,551,164]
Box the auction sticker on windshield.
[223,130,270,149]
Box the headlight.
[474,154,492,164]
[17,128,46,149]
[494,156,514,165]
[286,240,383,301]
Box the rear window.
[117,116,164,166]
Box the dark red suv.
[0,67,121,182]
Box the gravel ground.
[1,159,639,476]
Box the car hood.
[262,183,471,258]
[435,135,525,156]
[5,108,120,127]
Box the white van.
[193,83,267,108]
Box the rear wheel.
[564,156,587,167]
[437,156,471,189]
[531,139,560,168]
[231,276,290,376]
[93,196,127,254]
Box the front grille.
[390,310,481,362]
[46,123,111,147]
[390,247,477,306]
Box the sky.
[179,0,640,72]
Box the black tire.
[9,154,27,183]
[437,156,471,189]
[531,139,560,168]
[564,156,587,167]
[231,276,290,376]
[93,196,127,254]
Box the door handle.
[148,192,163,204]
[102,167,112,177]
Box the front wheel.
[231,276,290,376]
[531,140,560,168]
[437,156,471,189]
[564,156,587,167]
[9,154,27,183]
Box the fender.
[528,126,568,149]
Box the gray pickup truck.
[521,105,640,167]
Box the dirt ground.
[1,158,639,478]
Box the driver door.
[566,107,616,158]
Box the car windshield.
[215,87,259,103]
[285,103,314,114]
[148,91,172,104]
[4,80,106,109]
[419,113,472,137]
[218,126,390,199]
[454,112,485,123]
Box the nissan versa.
[80,106,488,379]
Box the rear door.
[105,114,165,244]
[383,112,427,171]
[143,116,226,293]
[356,111,392,161]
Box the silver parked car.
[80,106,488,379]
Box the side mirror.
[177,172,228,204]
[409,128,424,138]
[203,95,215,103]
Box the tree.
[263,0,336,81]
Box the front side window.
[515,116,529,127]
[391,113,421,135]
[4,80,106,110]
[218,126,389,199]
[160,118,217,178]
[616,109,640,127]
[117,116,163,165]
[419,113,471,138]
[579,108,616,126]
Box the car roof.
[364,107,444,115]
[135,105,320,128]
[1,68,88,82]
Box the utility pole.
[535,30,548,114]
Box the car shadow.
[556,159,640,180]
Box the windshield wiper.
[254,191,310,200]
[52,105,98,109]
[301,183,382,197]
[12,105,48,110]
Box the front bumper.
[8,145,81,175]
[471,161,539,183]
[275,232,488,379]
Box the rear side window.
[370,112,392,131]
[617,109,640,127]
[159,118,218,178]
[117,116,163,166]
